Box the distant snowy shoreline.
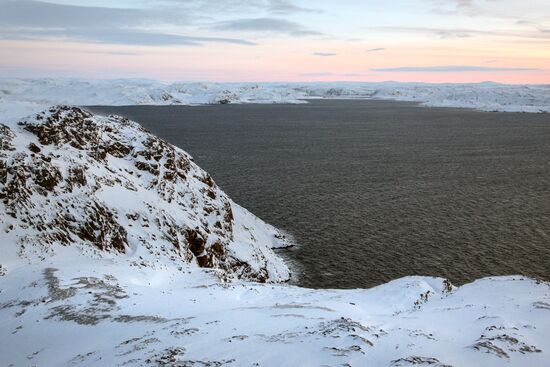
[0,79,548,125]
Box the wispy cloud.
[515,19,534,25]
[435,30,471,39]
[0,0,181,29]
[454,0,475,7]
[312,52,336,57]
[157,0,321,15]
[372,65,541,72]
[0,0,255,46]
[429,0,479,16]
[375,26,550,40]
[267,0,321,14]
[0,28,256,46]
[211,18,322,36]
[366,47,386,52]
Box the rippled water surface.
[90,100,550,289]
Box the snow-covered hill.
[1,84,550,366]
[0,105,290,284]
[0,78,549,118]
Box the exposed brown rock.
[200,174,215,188]
[0,123,16,152]
[185,229,206,257]
[33,158,62,192]
[77,202,127,252]
[211,240,223,255]
[106,141,131,158]
[135,161,160,176]
[28,143,41,153]
[67,166,87,191]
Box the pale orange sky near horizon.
[0,0,548,83]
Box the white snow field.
[2,261,549,367]
[1,79,550,366]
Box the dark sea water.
[89,100,550,289]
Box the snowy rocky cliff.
[0,106,290,282]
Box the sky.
[0,0,548,83]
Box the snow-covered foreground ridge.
[0,106,549,366]
[1,78,549,117]
[1,264,550,367]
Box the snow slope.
[1,260,549,366]
[0,78,549,117]
[1,82,550,366]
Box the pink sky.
[0,0,548,84]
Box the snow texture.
[1,262,549,366]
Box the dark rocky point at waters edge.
[89,100,550,289]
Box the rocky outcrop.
[0,106,290,282]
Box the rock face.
[0,106,290,282]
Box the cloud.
[158,0,321,15]
[454,0,474,8]
[0,0,325,46]
[267,0,321,14]
[366,47,386,52]
[211,18,322,36]
[429,0,478,16]
[516,20,533,25]
[434,30,471,38]
[0,0,172,29]
[0,0,255,46]
[378,26,474,39]
[375,26,550,40]
[0,28,255,46]
[371,65,541,72]
[312,52,336,57]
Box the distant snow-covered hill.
[0,79,548,119]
